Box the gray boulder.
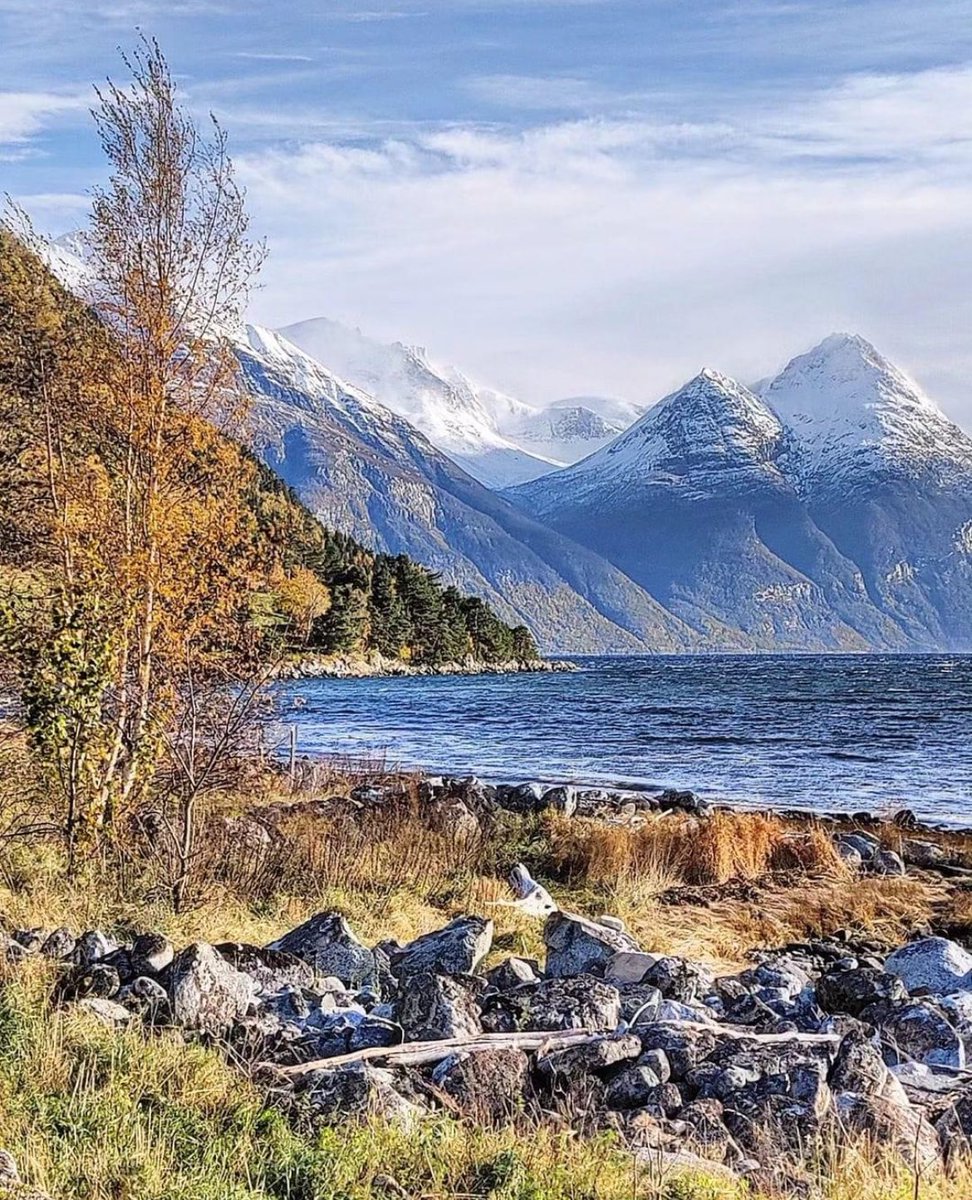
[41,927,76,960]
[168,942,255,1034]
[216,942,315,993]
[268,912,376,989]
[74,930,116,967]
[396,972,482,1042]
[536,1032,642,1078]
[301,1062,426,1125]
[130,932,175,976]
[884,938,972,996]
[873,849,907,876]
[605,1064,663,1110]
[392,917,493,980]
[879,1000,965,1070]
[524,975,621,1032]
[431,1048,529,1122]
[834,1092,940,1173]
[816,966,907,1017]
[543,911,640,979]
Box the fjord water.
[277,655,972,823]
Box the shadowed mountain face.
[240,327,700,654]
[508,345,972,651]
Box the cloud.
[237,62,972,427]
[0,91,86,145]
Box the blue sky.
[3,0,972,420]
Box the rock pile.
[9,901,972,1191]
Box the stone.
[680,1098,732,1161]
[605,951,658,985]
[396,973,482,1042]
[268,913,376,989]
[216,942,315,993]
[431,1048,529,1121]
[499,782,546,813]
[816,966,908,1017]
[40,927,76,960]
[536,1033,642,1078]
[835,832,880,863]
[829,1028,909,1104]
[935,1088,972,1157]
[878,1000,965,1069]
[391,917,493,980]
[130,932,175,976]
[901,839,947,868]
[300,1062,425,1125]
[485,957,541,992]
[168,942,255,1034]
[834,1091,940,1173]
[542,786,577,817]
[639,1048,672,1084]
[605,1064,663,1110]
[873,849,906,876]
[637,1024,717,1079]
[641,957,715,1003]
[543,911,640,979]
[429,798,480,843]
[524,975,621,1033]
[884,937,972,996]
[77,997,131,1028]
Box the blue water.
[275,656,972,823]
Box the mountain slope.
[762,334,972,648]
[278,317,558,487]
[240,326,701,654]
[508,369,914,650]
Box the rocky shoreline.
[8,773,972,1196]
[274,652,576,679]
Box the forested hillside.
[0,229,537,672]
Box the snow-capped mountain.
[760,334,972,649]
[507,363,938,650]
[762,333,972,494]
[278,317,649,488]
[278,317,558,488]
[240,325,699,653]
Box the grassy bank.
[1,754,972,1197]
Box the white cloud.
[237,62,972,426]
[0,91,85,145]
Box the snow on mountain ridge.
[762,332,972,492]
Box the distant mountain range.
[43,232,972,653]
[509,335,972,651]
[280,317,633,487]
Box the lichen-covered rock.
[641,957,715,1003]
[396,972,483,1041]
[878,1000,965,1069]
[485,956,540,992]
[816,966,907,1016]
[391,917,493,980]
[74,930,116,968]
[431,1048,529,1121]
[543,911,640,979]
[77,997,131,1028]
[834,1092,940,1173]
[216,942,315,993]
[268,913,376,989]
[168,943,255,1035]
[299,1062,426,1125]
[605,1064,664,1110]
[524,975,621,1032]
[536,1032,642,1078]
[884,937,972,996]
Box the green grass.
[0,962,745,1200]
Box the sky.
[2,0,972,422]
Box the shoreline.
[273,652,577,679]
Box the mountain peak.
[764,334,972,489]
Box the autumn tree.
[1,39,265,863]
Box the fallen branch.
[267,1028,598,1076]
[266,1021,841,1079]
